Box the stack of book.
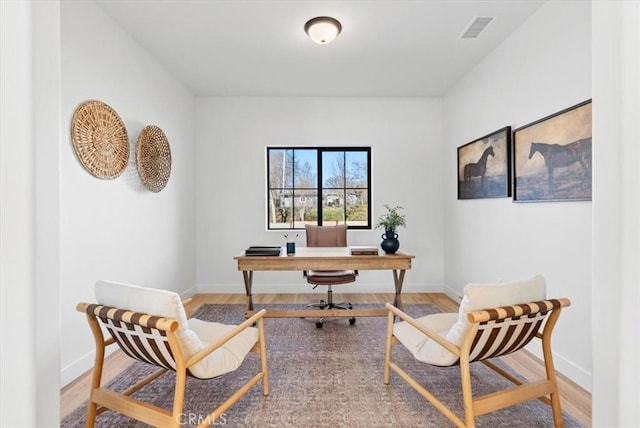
[349,246,379,256]
[244,246,282,256]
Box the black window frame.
[266,146,372,230]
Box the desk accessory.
[244,246,282,256]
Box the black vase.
[380,230,400,254]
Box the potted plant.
[375,204,407,254]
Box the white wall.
[196,97,444,294]
[443,0,592,391]
[592,1,640,426]
[59,1,197,386]
[1,2,38,426]
[34,1,62,424]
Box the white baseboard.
[60,346,118,388]
[525,345,592,393]
[443,284,463,303]
[180,284,198,300]
[554,352,592,393]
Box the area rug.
[62,303,583,427]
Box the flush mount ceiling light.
[304,16,342,45]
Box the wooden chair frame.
[384,299,570,428]
[77,303,269,428]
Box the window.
[267,147,371,230]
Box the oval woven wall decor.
[70,100,130,179]
[136,125,172,193]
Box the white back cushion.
[445,275,547,347]
[96,280,188,323]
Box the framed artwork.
[457,126,511,199]
[513,100,592,202]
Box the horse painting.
[463,146,494,190]
[528,138,592,192]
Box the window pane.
[292,190,317,229]
[322,151,345,188]
[345,151,369,227]
[322,189,346,224]
[269,149,293,189]
[346,190,368,226]
[293,149,317,188]
[346,151,368,188]
[268,188,293,229]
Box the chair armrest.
[185,309,267,367]
[385,303,461,357]
[466,298,571,323]
[76,302,180,332]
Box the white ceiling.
[96,0,545,97]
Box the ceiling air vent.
[460,16,494,39]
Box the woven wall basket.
[70,100,130,179]
[136,125,172,193]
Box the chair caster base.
[313,316,355,328]
[306,300,355,328]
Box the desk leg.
[392,269,406,310]
[242,271,254,311]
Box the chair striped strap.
[468,314,544,362]
[103,317,178,370]
[78,303,180,370]
[465,298,570,363]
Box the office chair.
[384,275,570,427]
[304,224,357,328]
[77,280,269,428]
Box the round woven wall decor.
[70,100,129,179]
[136,125,172,193]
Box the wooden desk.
[234,247,415,318]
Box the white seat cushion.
[95,280,258,379]
[393,275,547,366]
[393,313,459,366]
[188,318,259,379]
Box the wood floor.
[61,292,591,426]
